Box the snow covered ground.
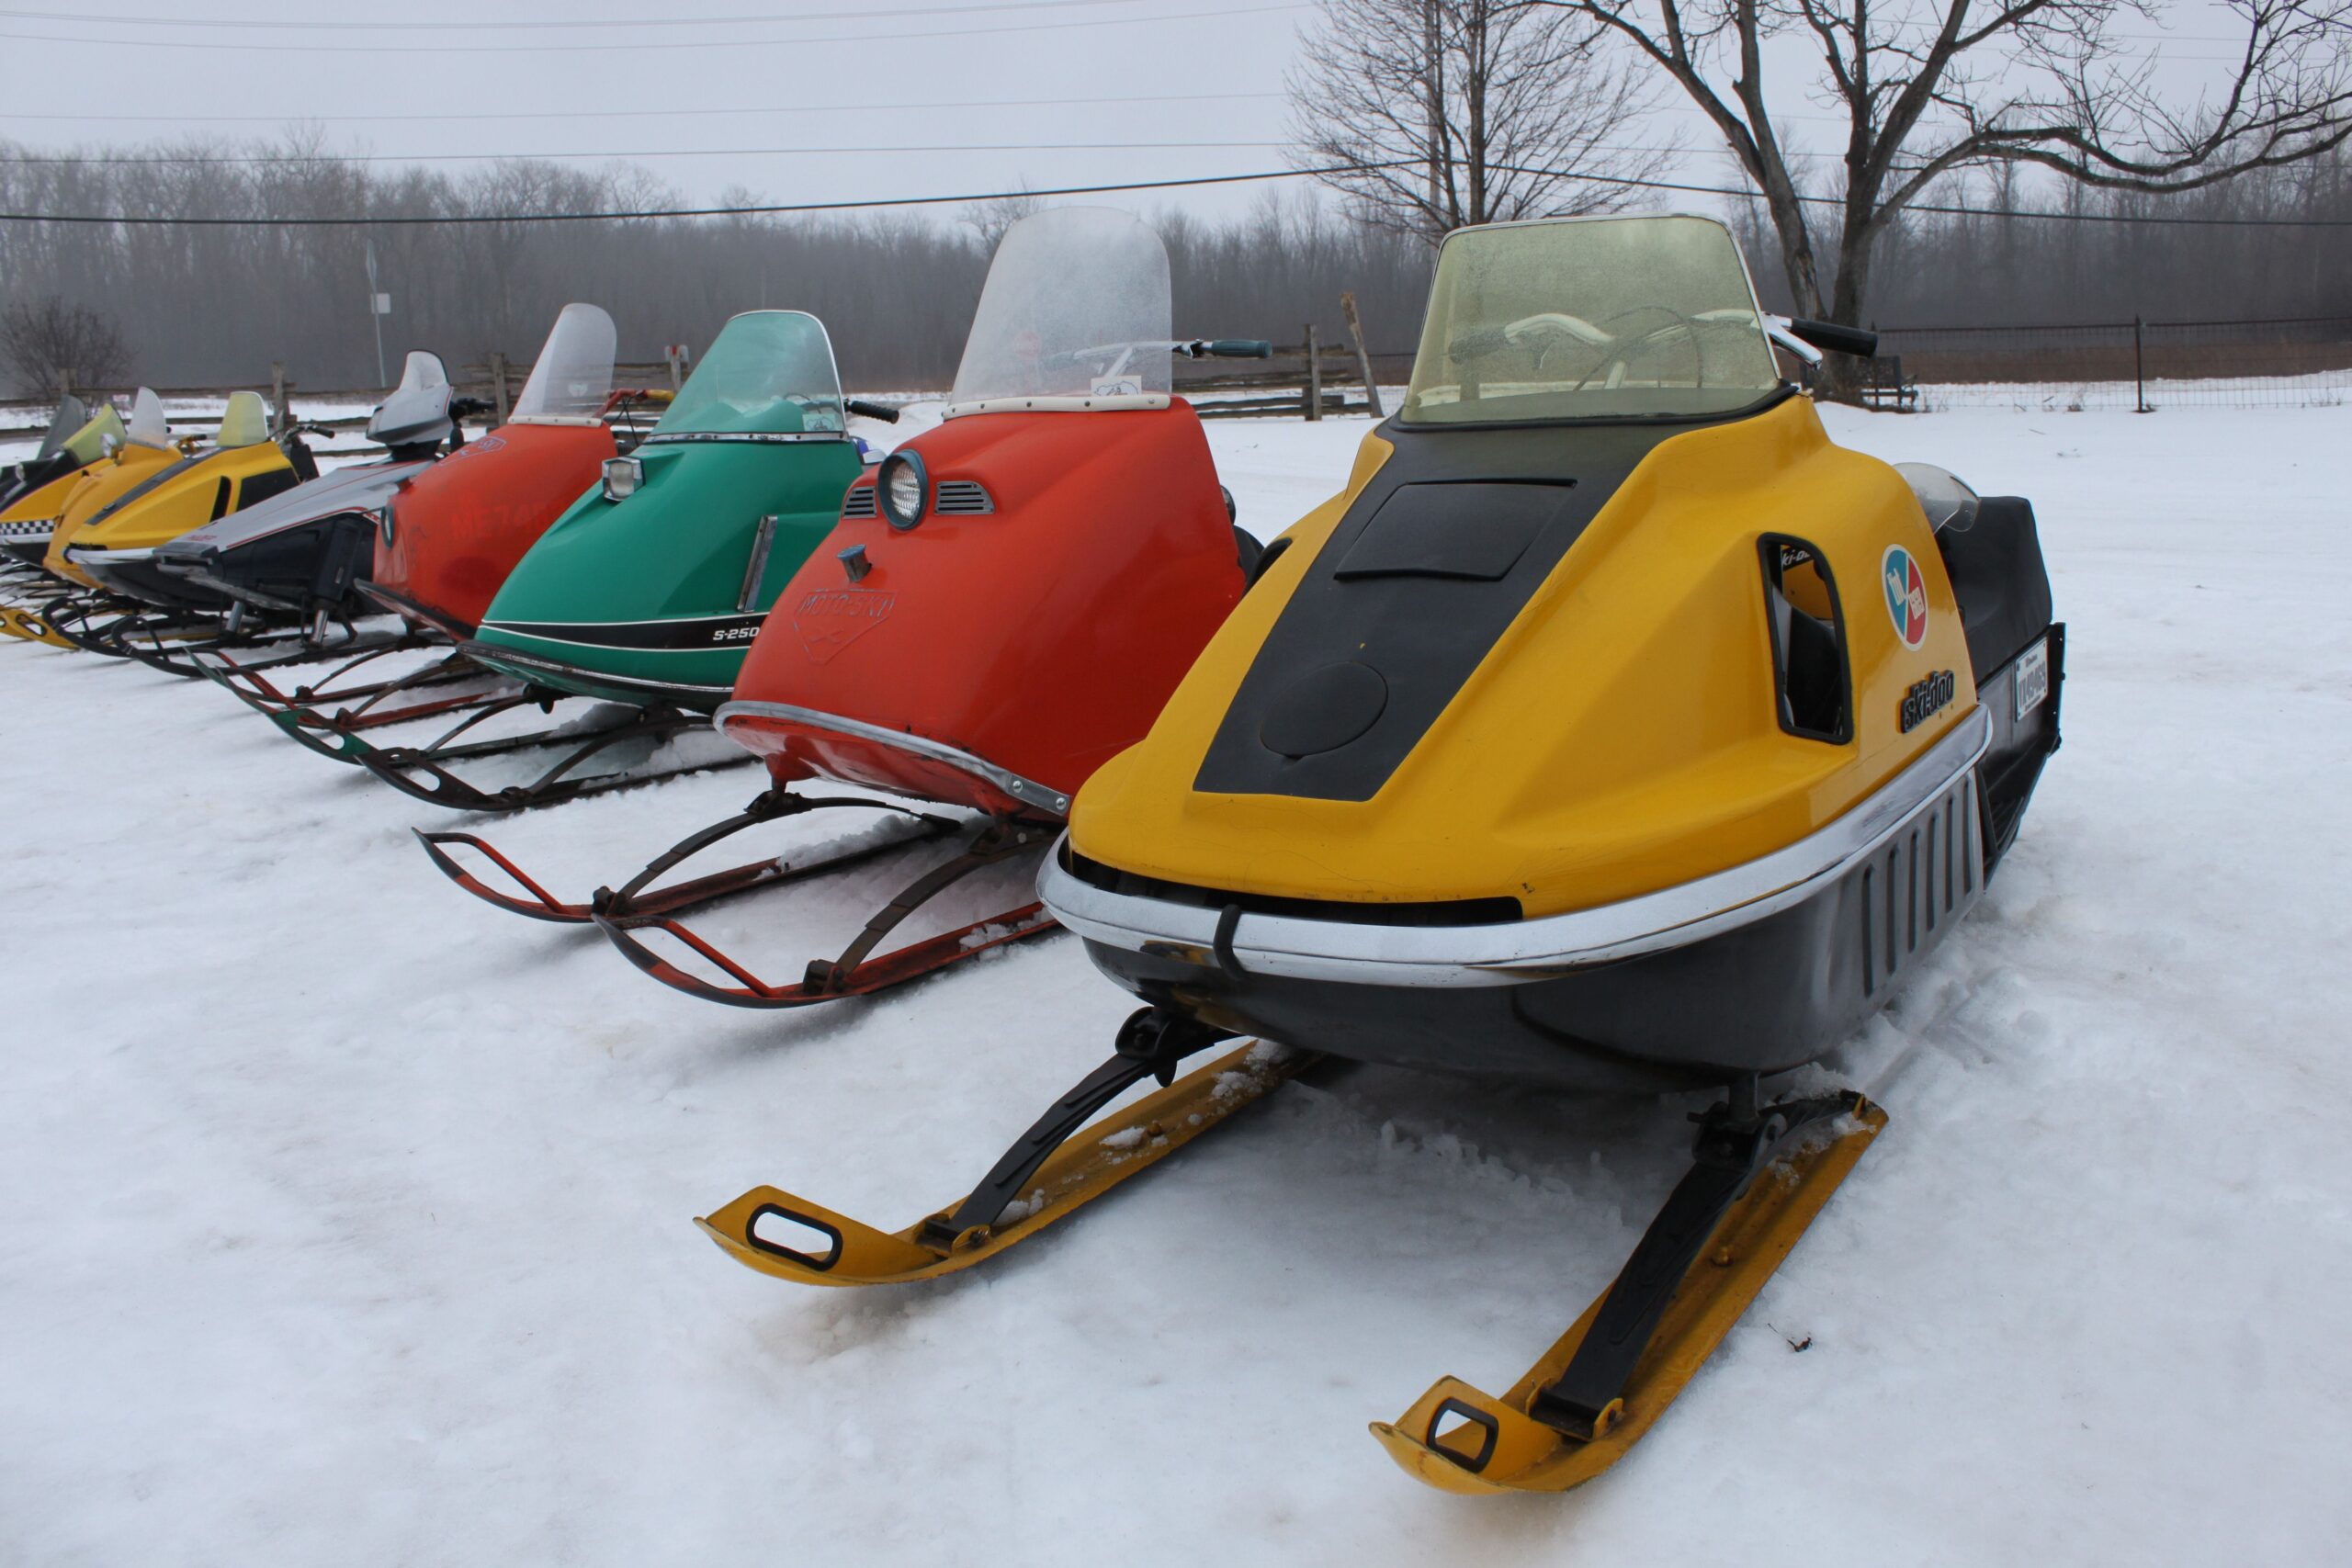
[4,399,2348,1566]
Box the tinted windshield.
[513,302,617,421]
[949,207,1171,409]
[35,395,87,459]
[1402,216,1781,425]
[654,310,843,437]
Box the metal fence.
[1872,314,2352,412]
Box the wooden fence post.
[53,366,72,402]
[490,352,513,425]
[270,361,289,434]
[1304,323,1322,422]
[1341,292,1384,418]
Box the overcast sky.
[0,0,2288,227]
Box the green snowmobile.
[335,310,898,811]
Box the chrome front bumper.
[1040,705,1992,990]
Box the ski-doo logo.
[1882,545,1929,649]
[792,588,894,665]
[1899,669,1957,733]
[446,434,505,463]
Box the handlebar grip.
[1787,319,1878,357]
[845,399,902,424]
[1205,339,1274,359]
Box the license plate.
[2014,639,2050,720]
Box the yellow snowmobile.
[53,390,311,610]
[34,389,188,589]
[0,390,184,644]
[693,214,2065,1495]
[1,395,121,559]
[0,400,127,641]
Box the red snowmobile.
[419,207,1271,1008]
[208,303,656,750]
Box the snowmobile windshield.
[126,389,172,450]
[34,395,87,459]
[369,351,456,446]
[215,390,270,448]
[650,310,845,440]
[1401,215,1783,425]
[946,206,1171,416]
[512,302,618,423]
[62,404,124,464]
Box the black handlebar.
[845,399,903,424]
[1786,319,1879,358]
[1180,338,1273,359]
[450,396,495,419]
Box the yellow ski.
[700,1032,1307,1286]
[1373,1098,1886,1495]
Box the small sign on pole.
[371,293,392,316]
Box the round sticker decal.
[1882,545,1929,649]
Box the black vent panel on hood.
[1333,480,1569,581]
[1192,413,1748,803]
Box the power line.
[0,0,1308,53]
[0,3,2272,45]
[0,164,1394,225]
[0,91,1288,127]
[1482,163,2352,229]
[0,141,1286,166]
[0,0,1143,27]
[2,159,2343,229]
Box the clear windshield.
[949,207,1171,408]
[1402,216,1782,425]
[127,388,170,449]
[513,303,617,421]
[35,395,87,459]
[653,310,844,437]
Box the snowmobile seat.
[1935,495,2052,682]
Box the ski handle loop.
[1426,1398,1502,1473]
[742,1203,846,1272]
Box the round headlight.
[879,452,927,531]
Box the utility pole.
[364,240,390,388]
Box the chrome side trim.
[1039,705,1993,989]
[638,431,851,446]
[941,394,1170,420]
[714,698,1070,817]
[66,546,154,563]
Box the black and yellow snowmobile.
[691,214,2064,1495]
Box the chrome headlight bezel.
[601,455,643,502]
[878,450,928,532]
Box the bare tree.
[1540,0,2352,351]
[1288,0,1674,242]
[959,185,1046,254]
[0,296,131,393]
